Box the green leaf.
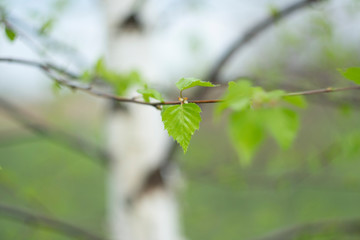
[52,81,62,94]
[137,86,164,102]
[252,88,285,107]
[39,18,55,35]
[5,26,16,41]
[161,103,202,153]
[95,58,106,75]
[229,110,265,165]
[228,108,299,164]
[80,70,92,83]
[283,95,307,108]
[265,108,299,148]
[91,58,143,96]
[216,80,253,114]
[176,77,216,91]
[339,67,360,84]
[268,5,280,19]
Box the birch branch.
[0,203,106,240]
[1,57,359,109]
[0,96,109,165]
[251,219,360,240]
[206,0,325,84]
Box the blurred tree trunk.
[102,1,183,240]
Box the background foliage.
[1,0,360,240]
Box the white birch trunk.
[102,1,183,240]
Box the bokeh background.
[1,0,360,239]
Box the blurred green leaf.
[265,108,299,148]
[5,26,16,41]
[161,103,202,153]
[228,108,299,165]
[283,95,307,108]
[51,81,62,95]
[339,67,360,84]
[90,58,143,96]
[217,80,302,163]
[39,18,55,35]
[53,0,69,12]
[216,81,253,115]
[137,86,164,102]
[176,77,217,92]
[268,5,280,19]
[338,103,352,117]
[229,110,264,165]
[80,70,92,83]
[252,88,285,107]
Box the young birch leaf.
[339,67,360,84]
[176,77,216,91]
[161,103,201,153]
[137,88,164,102]
[5,26,16,41]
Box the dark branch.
[0,130,40,148]
[251,218,360,240]
[0,96,109,165]
[0,203,106,240]
[206,0,325,84]
[0,57,77,79]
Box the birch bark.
[102,1,183,240]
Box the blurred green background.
[1,0,360,240]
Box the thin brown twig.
[0,203,106,240]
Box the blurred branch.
[1,18,55,61]
[0,130,41,148]
[0,203,106,240]
[251,219,360,240]
[0,96,109,165]
[286,86,360,96]
[6,15,87,65]
[0,57,77,79]
[2,15,85,67]
[206,0,325,84]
